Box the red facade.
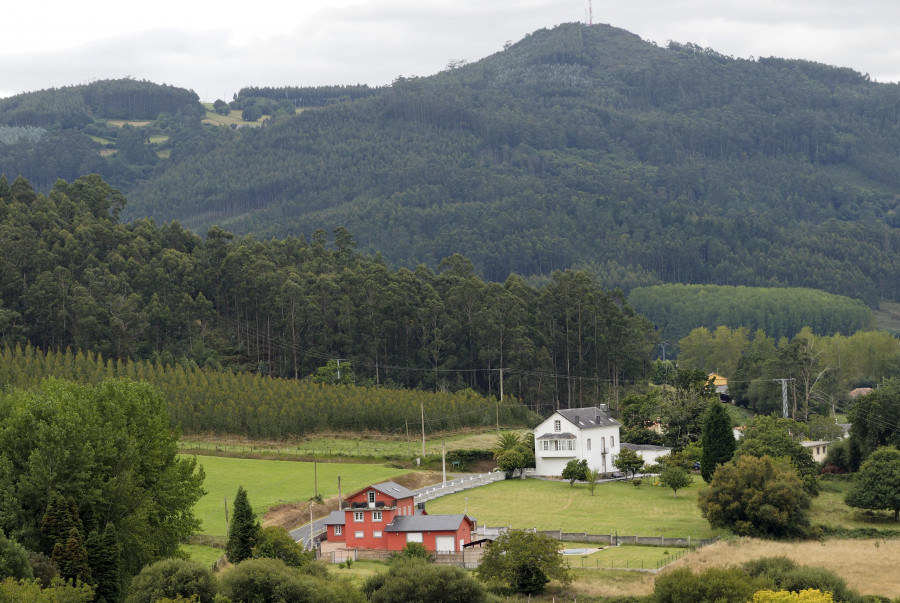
[323,481,474,552]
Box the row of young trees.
[0,175,656,411]
[0,345,535,438]
[628,284,874,346]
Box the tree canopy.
[844,446,900,521]
[476,530,571,595]
[0,377,205,578]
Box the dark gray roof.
[536,432,576,440]
[385,514,472,532]
[370,481,417,499]
[323,510,345,526]
[347,481,417,501]
[622,442,671,451]
[557,406,621,429]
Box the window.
[554,420,561,432]
[601,437,606,451]
[368,491,376,504]
[611,436,615,447]
[354,511,364,522]
[373,511,382,522]
[373,531,383,538]
[334,525,342,535]
[587,439,591,451]
[568,440,575,451]
[541,440,549,451]
[354,531,364,539]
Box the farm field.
[180,544,224,568]
[180,428,528,461]
[188,455,413,536]
[426,478,720,538]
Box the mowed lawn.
[188,455,412,536]
[426,478,720,539]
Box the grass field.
[426,478,720,539]
[189,455,412,536]
[810,476,899,528]
[180,428,527,461]
[180,544,224,568]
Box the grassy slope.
[426,478,719,539]
[190,455,412,536]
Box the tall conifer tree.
[700,401,736,482]
[226,486,259,564]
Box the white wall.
[533,412,621,476]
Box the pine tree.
[700,401,737,482]
[52,527,92,585]
[40,492,82,555]
[226,486,259,564]
[87,525,120,603]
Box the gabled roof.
[345,481,416,501]
[556,406,620,429]
[385,514,473,533]
[323,510,345,526]
[536,432,576,440]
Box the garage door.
[435,535,455,553]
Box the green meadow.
[426,478,719,539]
[189,455,412,536]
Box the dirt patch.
[262,471,444,531]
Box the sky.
[2,0,899,101]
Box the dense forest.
[4,25,900,308]
[0,174,655,411]
[629,284,874,344]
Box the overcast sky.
[3,0,899,101]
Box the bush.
[220,557,364,603]
[124,558,216,603]
[653,566,759,603]
[777,566,858,602]
[363,558,487,603]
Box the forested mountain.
[115,23,900,305]
[0,175,654,411]
[5,24,900,309]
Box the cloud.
[1,0,899,100]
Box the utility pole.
[442,441,446,484]
[337,475,342,510]
[421,399,426,457]
[406,419,410,455]
[773,378,794,419]
[314,460,318,499]
[224,497,229,536]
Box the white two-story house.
[533,405,621,476]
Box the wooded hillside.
[123,23,900,305]
[4,25,900,307]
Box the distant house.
[533,406,621,476]
[801,440,830,463]
[621,442,671,466]
[848,387,873,399]
[708,373,729,395]
[322,481,475,553]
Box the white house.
[533,406,621,476]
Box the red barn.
[323,481,475,553]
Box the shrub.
[653,566,759,603]
[124,558,216,603]
[364,558,487,603]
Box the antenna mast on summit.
[587,0,593,25]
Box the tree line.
[0,174,655,413]
[0,344,535,438]
[629,284,875,347]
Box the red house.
[323,481,475,553]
